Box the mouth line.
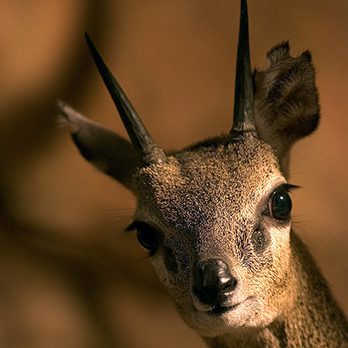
[208,303,240,316]
[206,296,253,316]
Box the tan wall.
[0,1,347,347]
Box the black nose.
[192,259,238,307]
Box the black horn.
[85,33,166,165]
[231,0,257,139]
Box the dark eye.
[127,221,161,255]
[268,187,292,221]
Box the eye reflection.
[267,185,294,221]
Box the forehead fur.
[133,137,282,232]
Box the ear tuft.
[57,100,139,190]
[266,41,290,64]
[300,50,312,62]
[254,42,320,167]
[56,99,84,133]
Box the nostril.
[192,286,211,304]
[221,276,238,293]
[192,259,237,306]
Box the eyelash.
[263,183,298,221]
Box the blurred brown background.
[0,1,347,347]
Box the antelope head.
[58,0,319,337]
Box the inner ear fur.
[57,101,139,189]
[254,42,320,174]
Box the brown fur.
[58,40,348,348]
[203,233,348,347]
[131,137,348,347]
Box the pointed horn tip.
[84,32,105,67]
[84,32,94,48]
[83,32,167,166]
[240,0,249,20]
[84,31,116,89]
[230,0,257,137]
[84,32,99,57]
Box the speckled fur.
[60,41,348,347]
[131,136,348,347]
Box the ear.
[57,100,139,190]
[254,42,320,176]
